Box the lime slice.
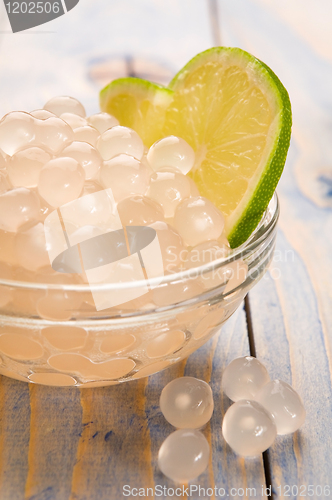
[100,77,173,148]
[166,47,291,247]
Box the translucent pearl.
[60,113,87,129]
[97,126,144,161]
[38,157,85,208]
[87,112,119,134]
[257,380,306,435]
[8,147,51,188]
[150,221,186,273]
[222,356,270,402]
[147,169,191,218]
[31,109,56,120]
[185,240,229,289]
[0,172,11,195]
[60,141,102,180]
[0,230,17,265]
[15,222,50,271]
[0,112,36,155]
[222,400,277,457]
[174,196,225,247]
[44,96,86,117]
[82,180,103,196]
[158,429,210,483]
[37,117,74,154]
[147,136,195,175]
[0,188,40,232]
[160,377,214,429]
[99,154,150,202]
[152,278,203,307]
[117,195,164,226]
[74,125,99,147]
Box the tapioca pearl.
[60,113,87,129]
[87,112,119,134]
[0,150,7,170]
[38,157,85,208]
[146,330,186,359]
[44,96,86,117]
[147,136,195,175]
[8,147,52,188]
[222,356,270,402]
[193,307,225,340]
[0,230,17,265]
[132,360,172,379]
[82,180,104,196]
[0,333,44,360]
[117,195,165,226]
[42,325,87,350]
[100,334,136,354]
[174,196,225,247]
[100,154,150,202]
[29,372,77,386]
[222,400,277,457]
[158,429,210,483]
[48,353,135,379]
[73,125,99,147]
[0,111,36,155]
[223,260,248,295]
[0,262,13,307]
[160,377,214,429]
[36,117,74,154]
[147,169,191,218]
[60,141,102,180]
[257,380,306,435]
[149,221,186,272]
[37,288,82,321]
[0,173,11,195]
[97,126,144,161]
[15,222,50,271]
[185,240,229,290]
[0,188,40,233]
[152,279,203,307]
[30,109,56,120]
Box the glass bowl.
[0,193,279,387]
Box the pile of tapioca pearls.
[0,95,230,286]
[157,356,305,483]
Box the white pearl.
[0,112,36,155]
[73,125,99,147]
[185,240,229,289]
[257,380,306,435]
[60,113,87,129]
[160,377,214,428]
[222,356,270,402]
[8,147,51,188]
[117,195,164,226]
[147,136,195,174]
[38,157,85,207]
[99,154,150,202]
[222,400,277,457]
[44,96,86,117]
[60,141,102,180]
[0,188,40,232]
[97,126,144,161]
[152,278,203,307]
[150,221,186,273]
[31,109,56,120]
[174,196,225,246]
[158,429,210,483]
[147,169,191,218]
[15,222,50,271]
[37,117,74,154]
[87,112,119,133]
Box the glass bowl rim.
[0,192,279,292]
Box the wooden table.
[0,1,331,498]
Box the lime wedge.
[100,77,173,147]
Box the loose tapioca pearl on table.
[99,154,150,202]
[96,125,144,161]
[150,221,187,272]
[8,147,51,188]
[174,196,225,247]
[222,356,270,402]
[15,222,50,272]
[158,429,210,483]
[160,376,214,429]
[87,112,119,134]
[44,96,86,118]
[117,195,165,226]
[36,116,74,154]
[0,187,40,232]
[30,109,56,120]
[256,379,306,435]
[38,157,85,208]
[222,400,277,457]
[147,168,191,218]
[73,125,99,147]
[60,113,88,129]
[0,112,36,156]
[60,141,102,180]
[147,135,195,175]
